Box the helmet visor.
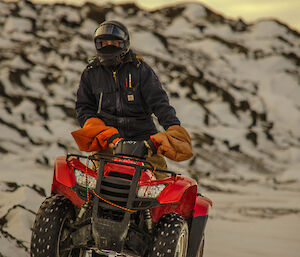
[95,39,125,50]
[95,24,127,40]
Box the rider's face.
[101,40,121,48]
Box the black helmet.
[93,20,130,66]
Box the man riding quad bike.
[30,20,212,257]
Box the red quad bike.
[30,141,212,257]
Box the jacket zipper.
[112,71,117,82]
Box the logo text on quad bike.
[123,141,136,144]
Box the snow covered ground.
[0,0,299,256]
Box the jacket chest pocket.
[123,86,146,116]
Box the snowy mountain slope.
[0,0,300,256]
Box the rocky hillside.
[0,0,300,256]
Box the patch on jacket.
[135,54,144,68]
[127,94,134,101]
[88,56,97,63]
[86,57,99,70]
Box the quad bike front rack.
[66,153,179,177]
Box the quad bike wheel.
[30,195,85,257]
[150,213,189,257]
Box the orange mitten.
[150,125,193,162]
[71,118,122,152]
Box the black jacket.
[75,51,180,140]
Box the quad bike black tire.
[150,213,189,257]
[30,195,85,257]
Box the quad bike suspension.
[144,209,153,233]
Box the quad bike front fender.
[151,185,197,222]
[187,195,213,257]
[151,176,206,222]
[157,176,197,204]
[193,195,212,217]
[52,156,85,207]
[54,156,76,187]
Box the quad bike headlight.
[137,184,166,198]
[74,169,97,190]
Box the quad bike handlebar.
[66,140,178,177]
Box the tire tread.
[30,195,73,257]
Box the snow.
[25,46,46,64]
[262,93,300,136]
[0,185,43,218]
[171,98,205,129]
[164,16,201,38]
[0,234,28,257]
[25,124,54,143]
[40,142,67,161]
[250,20,289,39]
[4,16,33,33]
[205,189,300,257]
[8,56,32,70]
[9,31,35,42]
[48,105,68,120]
[275,163,300,184]
[70,35,94,53]
[207,214,300,257]
[4,207,35,247]
[269,72,300,105]
[47,119,78,142]
[0,68,27,95]
[204,24,238,39]
[131,31,167,55]
[207,101,240,126]
[13,100,41,123]
[0,124,26,143]
[183,3,207,21]
[0,154,53,196]
[19,2,37,19]
[54,5,81,23]
[78,19,99,36]
[0,38,16,49]
[186,38,232,58]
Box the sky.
[26,0,300,32]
